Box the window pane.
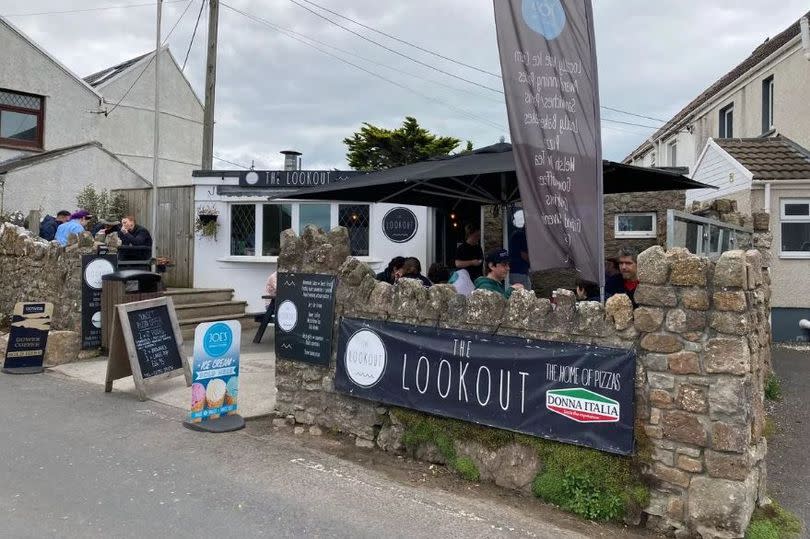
[339,204,370,256]
[230,204,255,256]
[262,204,292,256]
[0,110,38,141]
[782,222,810,252]
[784,203,809,217]
[709,225,720,253]
[617,214,653,232]
[0,90,41,110]
[299,204,331,231]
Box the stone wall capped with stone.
[275,226,770,538]
[0,222,117,331]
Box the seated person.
[448,268,475,296]
[376,256,405,284]
[55,210,91,246]
[40,210,71,242]
[427,263,450,284]
[119,215,152,247]
[399,257,432,287]
[474,248,525,299]
[575,279,600,301]
[605,247,640,307]
[265,271,278,306]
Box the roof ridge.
[623,9,810,162]
[83,50,154,87]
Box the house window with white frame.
[762,76,774,134]
[719,103,734,138]
[615,212,657,239]
[668,140,677,166]
[0,88,44,149]
[780,199,810,256]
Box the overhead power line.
[182,0,206,71]
[290,0,673,127]
[104,0,197,116]
[213,154,250,169]
[220,2,506,131]
[2,0,185,17]
[285,0,504,95]
[294,0,502,79]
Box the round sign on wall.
[276,300,298,333]
[382,207,418,243]
[84,258,116,289]
[344,329,387,388]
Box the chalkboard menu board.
[126,305,184,379]
[274,273,336,365]
[105,296,190,400]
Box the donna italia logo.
[344,329,387,388]
[546,388,620,423]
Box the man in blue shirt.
[40,210,71,241]
[509,210,531,289]
[54,210,91,246]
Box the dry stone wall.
[276,226,770,538]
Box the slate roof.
[715,136,810,180]
[83,51,152,87]
[624,10,810,163]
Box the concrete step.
[165,288,234,305]
[174,301,247,321]
[179,313,260,340]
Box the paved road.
[0,372,650,539]
[767,346,810,536]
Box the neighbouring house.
[0,15,203,217]
[688,135,810,341]
[624,11,810,173]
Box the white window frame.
[719,103,734,138]
[763,76,774,133]
[667,140,677,166]
[615,212,657,239]
[779,198,810,259]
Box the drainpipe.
[801,16,810,61]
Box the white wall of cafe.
[192,174,432,313]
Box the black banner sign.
[3,302,53,372]
[382,207,418,243]
[239,170,365,188]
[126,305,184,379]
[336,318,635,455]
[81,254,117,349]
[275,273,337,365]
[494,0,604,285]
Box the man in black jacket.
[39,210,70,241]
[119,215,153,247]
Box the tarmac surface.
[0,372,657,539]
[766,345,810,537]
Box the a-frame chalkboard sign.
[105,296,191,401]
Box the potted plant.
[195,205,219,238]
[155,256,174,273]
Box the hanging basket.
[198,213,218,225]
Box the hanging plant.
[195,215,219,238]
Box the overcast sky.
[2,0,808,170]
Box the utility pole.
[201,0,218,170]
[151,0,162,260]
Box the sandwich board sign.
[2,302,53,375]
[183,320,245,432]
[105,296,190,400]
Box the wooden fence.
[113,186,195,288]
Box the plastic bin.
[100,270,163,352]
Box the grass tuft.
[746,501,802,539]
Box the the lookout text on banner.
[494,0,604,285]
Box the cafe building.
[191,153,446,313]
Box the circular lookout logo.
[382,207,418,243]
[276,300,298,332]
[344,329,387,388]
[522,0,567,40]
[84,258,115,289]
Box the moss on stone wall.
[393,408,649,522]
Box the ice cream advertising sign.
[189,321,241,422]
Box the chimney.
[280,150,302,171]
